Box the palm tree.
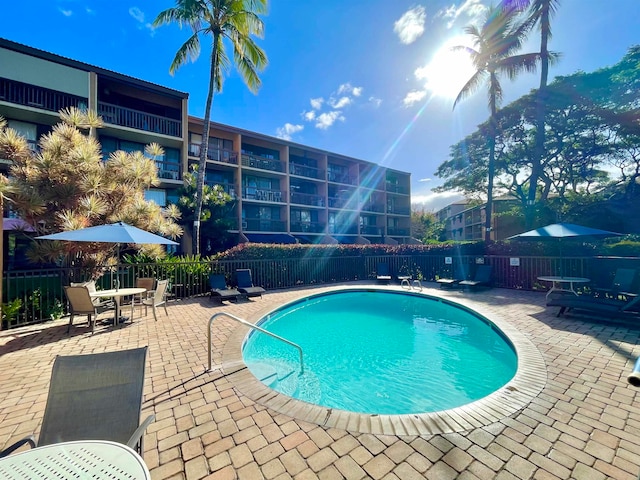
[509,0,561,227]
[154,0,268,255]
[453,5,539,242]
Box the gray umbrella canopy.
[507,223,623,277]
[36,222,179,290]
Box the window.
[8,120,37,150]
[145,189,166,206]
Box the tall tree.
[510,0,561,227]
[154,0,268,255]
[452,5,538,242]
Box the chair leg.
[67,313,75,333]
[152,305,158,322]
[162,302,168,317]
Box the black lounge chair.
[592,268,637,300]
[236,269,266,298]
[436,264,468,289]
[547,292,640,318]
[459,265,493,289]
[209,274,242,303]
[376,263,392,284]
[0,347,154,458]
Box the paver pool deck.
[1,282,640,479]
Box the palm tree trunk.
[526,3,551,228]
[485,87,498,243]
[193,36,220,255]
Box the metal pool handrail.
[208,312,304,374]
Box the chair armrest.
[127,414,155,452]
[0,435,36,458]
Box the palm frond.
[170,34,202,74]
[453,71,487,110]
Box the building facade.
[0,38,412,252]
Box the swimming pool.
[242,289,518,415]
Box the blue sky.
[3,0,639,210]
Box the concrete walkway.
[1,283,640,479]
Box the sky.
[2,0,639,211]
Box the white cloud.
[436,0,488,29]
[411,191,465,211]
[276,123,304,141]
[369,96,382,108]
[129,6,156,35]
[329,96,352,109]
[310,97,324,110]
[337,83,362,96]
[315,111,345,130]
[58,8,73,16]
[419,178,432,182]
[394,6,426,45]
[403,90,427,107]
[302,110,316,121]
[352,87,363,97]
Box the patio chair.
[592,268,636,300]
[0,347,155,458]
[209,274,242,303]
[125,277,156,317]
[436,264,468,289]
[459,265,493,290]
[142,279,169,322]
[70,281,113,308]
[64,285,116,333]
[376,263,392,284]
[547,291,640,318]
[236,269,266,298]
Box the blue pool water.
[242,290,517,415]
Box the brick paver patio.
[1,282,640,479]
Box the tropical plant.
[0,108,182,278]
[452,5,539,242]
[154,0,268,255]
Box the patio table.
[0,440,150,480]
[537,276,590,300]
[90,287,147,326]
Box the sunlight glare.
[417,37,475,100]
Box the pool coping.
[221,285,548,436]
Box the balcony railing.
[360,225,382,235]
[290,221,326,233]
[386,183,410,195]
[190,144,239,165]
[242,188,285,203]
[205,181,236,198]
[243,219,286,232]
[387,207,411,216]
[328,225,358,235]
[0,77,87,113]
[361,203,384,213]
[387,227,410,236]
[156,160,181,181]
[328,197,358,210]
[290,192,325,207]
[97,102,182,138]
[328,172,357,185]
[289,163,324,180]
[241,154,284,173]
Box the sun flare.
[417,37,475,100]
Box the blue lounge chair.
[459,265,493,289]
[436,264,468,289]
[236,269,266,298]
[209,274,242,303]
[376,263,392,284]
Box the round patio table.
[0,440,150,480]
[90,287,147,326]
[537,276,590,300]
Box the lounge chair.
[436,264,468,289]
[209,274,242,303]
[236,269,266,298]
[64,285,116,333]
[0,347,155,458]
[592,268,636,300]
[547,292,640,318]
[142,279,169,322]
[376,263,392,285]
[459,265,493,289]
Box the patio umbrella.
[36,222,179,290]
[507,222,623,276]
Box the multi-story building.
[0,38,412,254]
[436,197,524,241]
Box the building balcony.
[97,102,182,138]
[243,219,286,232]
[156,160,181,181]
[328,172,357,185]
[360,225,382,235]
[0,77,87,113]
[290,192,325,207]
[290,221,325,233]
[328,225,358,235]
[386,183,410,195]
[241,154,284,173]
[242,188,285,203]
[387,206,411,216]
[361,203,384,213]
[205,181,236,198]
[387,227,410,236]
[289,163,324,180]
[190,144,238,165]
